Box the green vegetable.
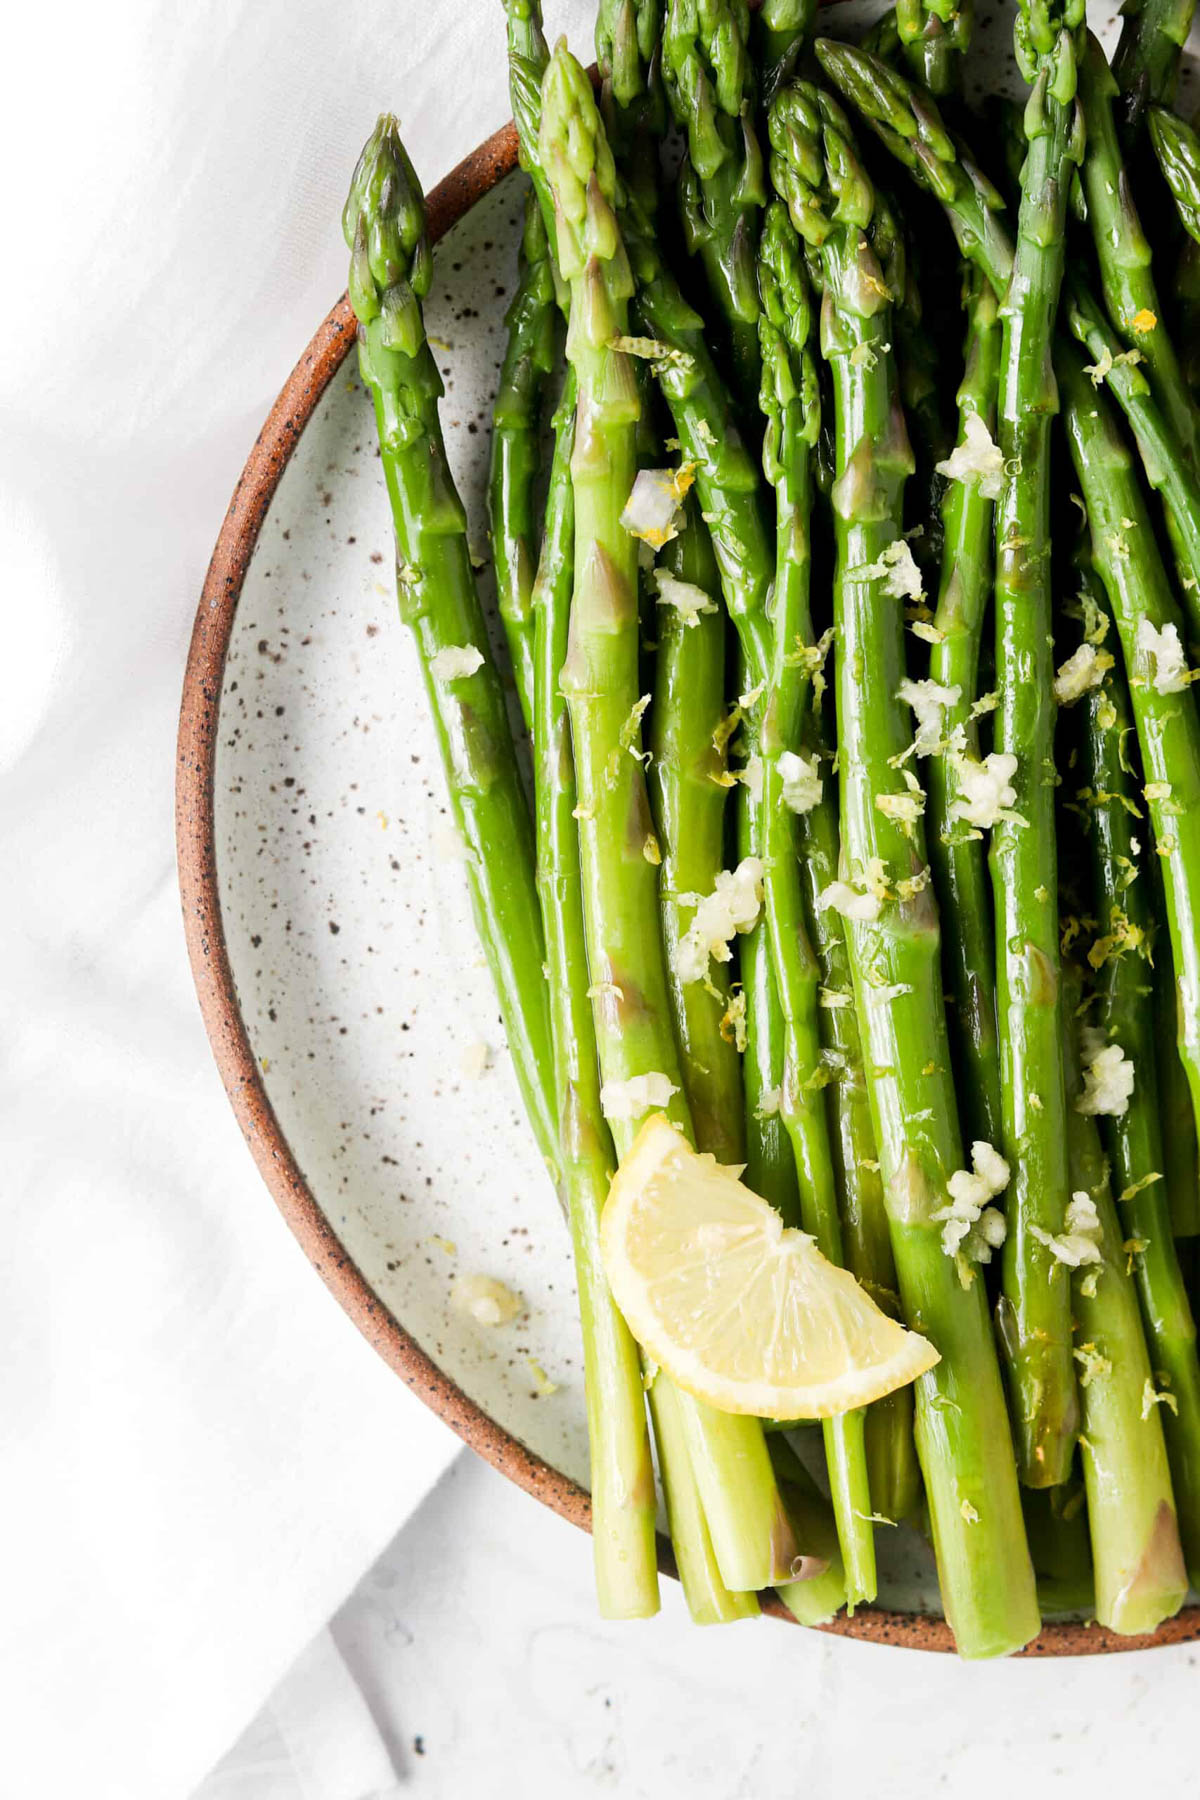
[597,0,668,220]
[342,114,558,1176]
[756,0,817,105]
[531,370,659,1617]
[768,79,1039,1658]
[1062,963,1189,1635]
[895,0,973,99]
[986,0,1086,1491]
[1062,335,1200,1476]
[1067,560,1200,1587]
[926,266,1003,1147]
[770,1437,851,1625]
[1148,107,1200,414]
[489,189,558,729]
[542,41,795,1598]
[648,498,746,1162]
[757,195,878,1606]
[1112,0,1196,131]
[1076,35,1198,479]
[662,0,767,409]
[1060,278,1200,639]
[1148,104,1200,245]
[815,40,1200,637]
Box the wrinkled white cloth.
[0,1,606,1795]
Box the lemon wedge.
[600,1115,940,1419]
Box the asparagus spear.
[757,195,878,1604]
[1149,103,1200,243]
[648,498,746,1163]
[343,116,558,1177]
[596,6,806,1218]
[895,0,973,100]
[756,0,817,106]
[506,0,795,1226]
[1059,344,1200,1239]
[925,265,1004,1147]
[1064,564,1200,1585]
[530,370,660,1617]
[984,0,1087,1487]
[489,189,557,730]
[599,4,743,1167]
[597,0,668,221]
[509,0,775,667]
[502,0,568,312]
[1148,106,1200,411]
[768,81,1039,1658]
[662,0,767,411]
[1112,0,1197,132]
[542,42,795,1596]
[1158,902,1200,1240]
[739,795,802,1216]
[1061,964,1189,1634]
[792,696,923,1525]
[647,1375,760,1623]
[1076,33,1199,477]
[770,1437,851,1625]
[1060,278,1200,641]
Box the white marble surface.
[305,1451,1194,1799]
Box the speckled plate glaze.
[179,9,1200,1653]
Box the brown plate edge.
[173,113,1200,1660]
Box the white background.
[1,2,1195,1797]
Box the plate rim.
[174,113,1200,1659]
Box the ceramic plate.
[178,2,1200,1651]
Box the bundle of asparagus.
[340,0,1200,1655]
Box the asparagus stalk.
[1148,107,1200,412]
[1173,240,1200,411]
[770,1437,850,1625]
[1149,103,1200,244]
[595,8,806,1228]
[1059,343,1200,1246]
[662,0,767,410]
[757,196,878,1604]
[1076,33,1199,476]
[895,0,973,100]
[925,265,1004,1147]
[985,0,1087,1487]
[792,698,922,1524]
[739,794,802,1216]
[892,226,952,583]
[342,116,558,1177]
[502,0,568,311]
[597,0,668,221]
[1112,0,1197,132]
[506,0,791,1226]
[542,42,795,1596]
[530,370,659,1616]
[1061,964,1189,1634]
[756,0,817,106]
[646,1370,760,1622]
[768,81,1039,1658]
[1060,278,1200,641]
[1158,904,1200,1239]
[648,498,746,1162]
[489,189,558,730]
[1066,563,1200,1585]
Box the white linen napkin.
[0,1,596,1794]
